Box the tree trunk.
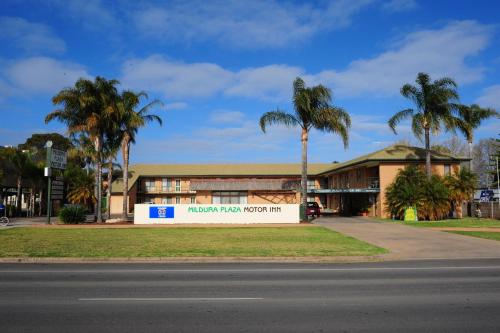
[425,127,431,179]
[301,128,308,221]
[122,136,130,221]
[107,160,112,220]
[94,136,103,223]
[16,175,22,216]
[38,189,43,216]
[455,200,463,219]
[468,140,473,171]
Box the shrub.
[385,165,452,221]
[58,205,87,224]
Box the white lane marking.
[2,266,500,273]
[79,298,263,301]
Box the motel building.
[110,145,467,219]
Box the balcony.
[139,186,196,194]
[307,177,380,194]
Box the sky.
[0,0,499,164]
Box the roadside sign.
[50,149,67,169]
[404,207,418,222]
[479,190,494,202]
[51,177,64,201]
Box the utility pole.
[45,141,53,224]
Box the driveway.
[315,216,500,260]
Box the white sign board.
[134,204,300,224]
[50,149,67,169]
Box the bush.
[58,205,87,224]
[385,165,451,221]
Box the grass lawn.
[447,231,500,242]
[376,217,500,228]
[0,226,386,258]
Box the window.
[165,197,172,204]
[190,196,196,204]
[175,179,181,192]
[161,197,169,204]
[162,178,171,192]
[175,196,180,204]
[444,164,451,176]
[145,180,156,193]
[356,169,363,183]
[212,191,247,204]
[307,179,316,190]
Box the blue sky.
[0,0,499,164]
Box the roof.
[111,163,334,193]
[317,144,469,175]
[111,145,469,193]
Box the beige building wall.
[249,192,298,204]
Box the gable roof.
[111,163,334,193]
[317,144,469,175]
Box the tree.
[46,77,120,223]
[431,136,468,157]
[455,104,498,170]
[259,77,350,216]
[385,165,426,219]
[19,133,73,164]
[385,165,451,221]
[5,148,36,216]
[65,166,96,209]
[117,91,162,220]
[473,138,498,187]
[444,168,477,218]
[388,72,460,178]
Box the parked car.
[306,202,320,217]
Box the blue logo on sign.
[149,206,175,218]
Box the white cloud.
[121,55,233,98]
[164,102,188,111]
[2,57,90,96]
[475,85,500,109]
[381,0,417,13]
[226,65,304,101]
[316,21,492,96]
[209,110,246,124]
[0,16,66,54]
[121,21,492,101]
[52,0,119,31]
[133,0,374,48]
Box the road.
[1,260,500,332]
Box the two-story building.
[110,145,467,218]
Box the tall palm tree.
[46,77,120,223]
[455,104,498,170]
[259,77,350,217]
[6,148,35,216]
[388,72,460,178]
[117,91,162,220]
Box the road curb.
[0,255,387,264]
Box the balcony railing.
[140,186,195,194]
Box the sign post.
[45,141,67,224]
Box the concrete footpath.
[315,216,500,260]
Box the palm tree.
[46,77,120,223]
[444,168,477,218]
[259,77,350,217]
[6,148,35,216]
[117,91,162,220]
[388,72,460,178]
[455,104,498,170]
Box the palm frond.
[259,110,299,133]
[388,108,414,134]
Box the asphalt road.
[1,260,500,332]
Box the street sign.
[50,177,64,201]
[479,190,494,202]
[50,149,67,169]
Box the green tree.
[46,76,120,223]
[4,148,36,216]
[444,168,477,218]
[420,175,451,220]
[19,133,73,164]
[388,72,460,178]
[259,77,350,215]
[64,165,95,209]
[117,91,162,220]
[455,104,498,170]
[385,165,426,219]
